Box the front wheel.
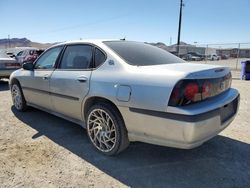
[11,82,27,111]
[86,103,129,155]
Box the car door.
[49,44,94,120]
[21,46,63,110]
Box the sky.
[0,0,250,45]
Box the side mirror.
[22,62,34,71]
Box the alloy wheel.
[87,109,117,153]
[11,84,23,110]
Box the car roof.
[52,39,120,47]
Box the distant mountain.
[0,38,54,49]
[0,37,193,52]
[147,41,194,52]
[147,42,169,51]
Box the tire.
[11,81,27,111]
[86,103,129,155]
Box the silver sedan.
[0,56,21,79]
[9,40,239,155]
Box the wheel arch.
[9,77,21,86]
[83,96,124,123]
[83,96,130,154]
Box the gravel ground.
[0,71,250,188]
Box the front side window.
[34,46,62,69]
[60,45,93,69]
[104,41,184,66]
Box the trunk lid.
[138,62,230,79]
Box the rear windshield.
[104,41,184,66]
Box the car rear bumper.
[119,89,239,149]
[0,69,16,78]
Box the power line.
[8,35,10,48]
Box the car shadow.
[12,106,250,188]
[0,79,9,91]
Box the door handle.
[77,76,88,82]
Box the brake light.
[184,82,199,101]
[4,63,21,68]
[169,72,232,107]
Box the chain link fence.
[1,42,250,72]
[174,42,250,71]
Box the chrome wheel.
[87,109,117,153]
[11,84,23,110]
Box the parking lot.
[0,70,250,188]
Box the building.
[167,43,216,56]
[216,48,250,58]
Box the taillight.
[170,88,180,104]
[4,63,21,68]
[184,82,199,101]
[169,72,232,107]
[202,80,212,99]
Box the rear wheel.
[86,103,129,155]
[11,82,27,111]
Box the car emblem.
[109,60,114,65]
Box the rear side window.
[104,41,184,66]
[60,45,93,69]
[94,48,106,68]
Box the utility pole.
[177,0,184,56]
[8,35,10,48]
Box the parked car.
[0,55,21,79]
[182,54,202,61]
[9,40,239,155]
[6,52,16,58]
[187,52,205,60]
[15,48,44,64]
[221,54,230,60]
[207,54,220,61]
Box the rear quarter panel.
[87,63,185,113]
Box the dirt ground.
[0,71,250,188]
[192,58,249,71]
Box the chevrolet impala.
[9,40,239,155]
